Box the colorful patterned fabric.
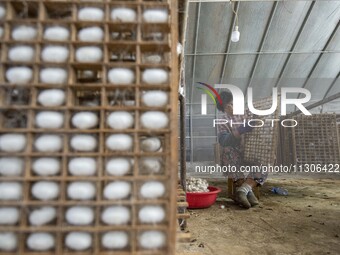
[217,113,268,185]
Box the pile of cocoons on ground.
[186,177,210,192]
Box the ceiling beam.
[274,1,315,88]
[245,1,278,94]
[289,91,340,117]
[295,20,339,102]
[218,1,240,84]
[320,71,340,113]
[301,21,339,92]
[184,50,340,56]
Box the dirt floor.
[177,174,340,255]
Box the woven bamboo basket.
[292,114,340,165]
[243,95,280,166]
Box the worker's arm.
[218,131,240,147]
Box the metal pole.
[179,94,187,191]
[289,92,340,117]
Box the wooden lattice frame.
[292,114,340,165]
[0,0,179,254]
[243,95,280,166]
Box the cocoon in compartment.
[0,232,17,251]
[78,7,104,21]
[6,67,33,85]
[65,232,92,251]
[0,134,26,152]
[38,89,65,106]
[40,68,68,84]
[8,46,35,62]
[44,26,70,41]
[106,158,132,176]
[111,8,136,22]
[12,25,37,41]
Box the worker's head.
[216,91,233,115]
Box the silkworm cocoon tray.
[8,46,35,62]
[41,46,69,63]
[139,231,165,249]
[35,135,62,152]
[0,5,5,19]
[0,157,24,176]
[106,158,131,176]
[71,135,97,151]
[44,26,70,41]
[103,181,131,200]
[68,158,96,176]
[6,67,33,84]
[66,206,94,225]
[143,9,169,23]
[38,89,65,106]
[108,68,135,84]
[76,46,103,63]
[0,182,22,200]
[111,8,136,22]
[0,134,26,152]
[27,233,55,251]
[141,157,162,174]
[107,111,134,129]
[142,91,168,107]
[35,111,64,129]
[32,158,61,176]
[67,182,96,200]
[102,231,128,250]
[106,134,133,151]
[139,205,165,224]
[32,182,59,201]
[65,232,92,251]
[101,206,130,225]
[40,68,67,84]
[29,207,57,226]
[78,26,104,42]
[0,208,19,225]
[140,181,165,199]
[12,25,37,41]
[0,232,17,251]
[141,137,161,152]
[140,111,169,129]
[72,112,98,129]
[142,69,168,84]
[78,7,104,21]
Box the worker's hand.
[237,123,253,135]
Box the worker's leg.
[242,171,269,206]
[221,147,252,208]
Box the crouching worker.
[215,91,268,209]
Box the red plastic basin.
[186,186,221,209]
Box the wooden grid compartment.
[0,0,179,254]
[281,125,294,165]
[292,114,340,165]
[243,95,280,166]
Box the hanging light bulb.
[231,26,240,42]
